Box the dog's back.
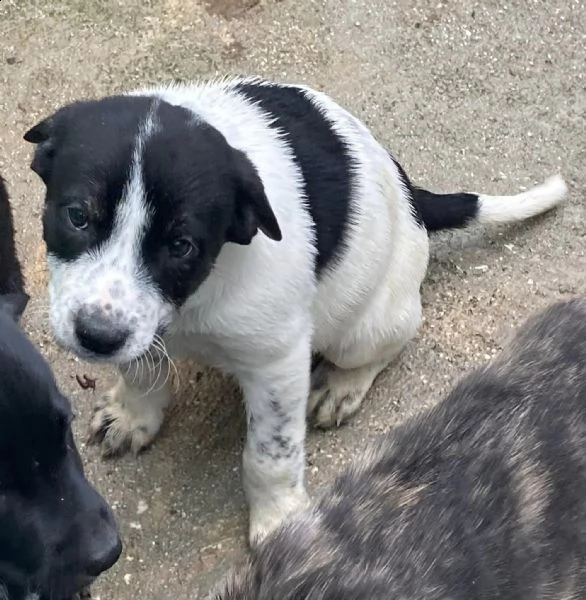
[214,298,586,600]
[0,176,28,320]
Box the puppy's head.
[0,312,122,599]
[24,94,281,364]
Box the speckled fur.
[212,298,586,600]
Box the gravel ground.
[0,0,584,598]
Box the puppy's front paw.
[88,378,168,457]
[248,488,310,549]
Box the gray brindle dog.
[212,298,586,600]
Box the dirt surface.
[0,0,584,598]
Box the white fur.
[48,105,175,365]
[46,77,567,545]
[478,174,567,224]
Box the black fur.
[234,81,357,276]
[0,176,28,320]
[214,298,586,600]
[140,100,280,306]
[0,173,121,599]
[388,151,480,232]
[0,312,122,600]
[24,96,281,308]
[412,187,480,231]
[387,152,424,228]
[24,95,153,263]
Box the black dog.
[213,298,586,600]
[0,175,28,320]
[0,176,122,600]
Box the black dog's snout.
[85,528,122,577]
[74,308,129,357]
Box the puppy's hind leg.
[309,293,423,429]
[308,358,390,427]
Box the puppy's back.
[214,299,586,600]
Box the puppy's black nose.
[74,309,129,357]
[85,532,123,577]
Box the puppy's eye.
[66,205,89,230]
[169,238,195,259]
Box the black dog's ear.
[0,292,29,323]
[23,116,54,144]
[23,117,56,184]
[226,149,282,246]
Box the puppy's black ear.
[226,149,282,245]
[23,117,56,184]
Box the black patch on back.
[234,81,357,276]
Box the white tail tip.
[478,174,568,225]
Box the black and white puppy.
[23,77,567,544]
[0,176,122,600]
[212,298,586,600]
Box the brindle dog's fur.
[212,298,586,600]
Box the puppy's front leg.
[240,336,312,547]
[88,351,172,457]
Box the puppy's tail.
[412,174,567,232]
[0,175,29,321]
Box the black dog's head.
[0,311,122,600]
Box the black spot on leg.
[273,434,290,450]
[251,392,300,460]
[269,396,292,427]
[256,435,300,462]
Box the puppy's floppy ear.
[226,149,282,245]
[23,116,56,184]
